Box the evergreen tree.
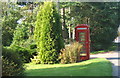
[11,23,29,47]
[34,2,64,64]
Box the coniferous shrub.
[10,22,36,63]
[11,23,29,47]
[34,2,64,64]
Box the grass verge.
[24,58,112,76]
[90,50,110,54]
[91,45,117,54]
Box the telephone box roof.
[75,24,90,28]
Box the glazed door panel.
[78,31,87,56]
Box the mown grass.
[24,58,112,76]
[90,50,110,54]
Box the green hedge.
[10,45,36,63]
[2,47,25,76]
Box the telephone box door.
[75,24,90,60]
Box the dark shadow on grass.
[24,61,112,76]
[106,58,120,60]
[1,76,119,78]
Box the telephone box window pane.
[81,46,86,51]
[81,42,84,44]
[80,41,86,56]
[77,28,87,30]
[79,32,85,41]
[80,51,87,56]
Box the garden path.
[90,51,120,77]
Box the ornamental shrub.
[34,2,64,64]
[59,42,82,64]
[10,45,33,63]
[2,47,25,76]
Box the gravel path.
[90,51,120,77]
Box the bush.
[59,42,82,64]
[30,56,40,64]
[29,43,37,49]
[10,45,33,63]
[29,43,37,56]
[2,47,25,76]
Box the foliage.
[34,2,64,64]
[2,3,22,46]
[2,58,24,76]
[2,47,25,76]
[30,56,40,64]
[11,23,29,47]
[10,45,34,63]
[91,44,117,54]
[11,3,39,48]
[21,6,29,10]
[10,3,38,63]
[59,42,82,64]
[67,2,119,51]
[29,43,37,49]
[11,22,37,63]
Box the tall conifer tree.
[34,2,64,64]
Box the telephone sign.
[75,24,90,60]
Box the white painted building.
[114,25,120,43]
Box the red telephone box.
[75,24,90,60]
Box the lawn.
[90,50,110,54]
[24,58,112,76]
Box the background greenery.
[60,2,119,51]
[1,1,119,76]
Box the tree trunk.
[62,7,68,39]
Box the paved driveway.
[90,51,120,77]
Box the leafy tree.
[34,2,64,64]
[2,3,22,46]
[11,2,40,48]
[69,2,119,51]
